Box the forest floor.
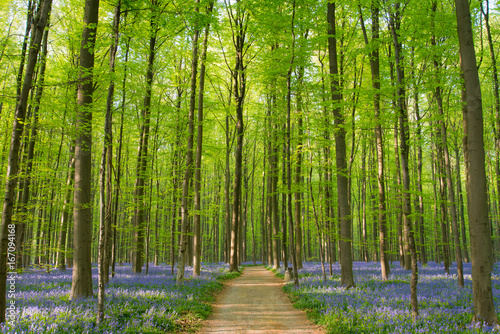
[199,265,325,333]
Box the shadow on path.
[200,266,324,333]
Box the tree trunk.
[389,2,418,318]
[225,113,232,264]
[327,1,353,288]
[295,53,305,271]
[97,0,121,323]
[455,0,497,324]
[193,2,214,277]
[415,86,427,265]
[177,0,200,283]
[132,3,157,273]
[111,35,130,278]
[57,145,75,272]
[309,163,326,282]
[359,0,389,279]
[455,144,469,263]
[286,0,299,286]
[228,0,247,272]
[70,0,99,300]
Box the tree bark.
[98,0,121,323]
[359,0,389,279]
[327,1,353,288]
[295,47,306,270]
[455,0,497,324]
[193,1,214,277]
[286,0,299,286]
[132,2,157,273]
[71,0,99,300]
[177,0,200,283]
[57,145,75,272]
[228,0,247,272]
[389,2,418,318]
[482,0,500,266]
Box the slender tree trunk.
[389,3,418,318]
[193,3,214,276]
[295,55,305,271]
[15,0,34,104]
[359,1,389,279]
[286,0,299,286]
[97,0,121,323]
[455,145,469,263]
[309,163,326,282]
[111,35,130,278]
[455,0,497,324]
[481,6,500,254]
[281,139,288,269]
[250,143,257,264]
[327,1,353,288]
[437,77,464,285]
[132,3,157,273]
[57,144,75,272]
[225,114,232,264]
[360,143,368,262]
[170,63,183,275]
[389,46,405,268]
[177,2,200,282]
[70,0,99,300]
[415,88,427,266]
[228,0,247,272]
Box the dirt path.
[200,266,325,333]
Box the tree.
[388,0,418,318]
[132,0,159,274]
[193,1,214,277]
[327,0,353,288]
[98,0,122,323]
[455,0,497,324]
[71,0,100,300]
[177,0,201,284]
[227,0,248,273]
[286,0,299,287]
[359,0,390,280]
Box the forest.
[0,0,500,332]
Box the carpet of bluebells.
[277,261,500,334]
[1,263,238,333]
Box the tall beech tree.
[455,0,497,324]
[388,0,418,318]
[71,0,99,300]
[227,0,248,273]
[98,0,122,323]
[132,0,159,273]
[327,0,354,288]
[359,0,390,280]
[193,1,215,277]
[286,0,299,287]
[177,0,201,284]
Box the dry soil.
[199,266,325,333]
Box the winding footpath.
[200,266,325,333]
